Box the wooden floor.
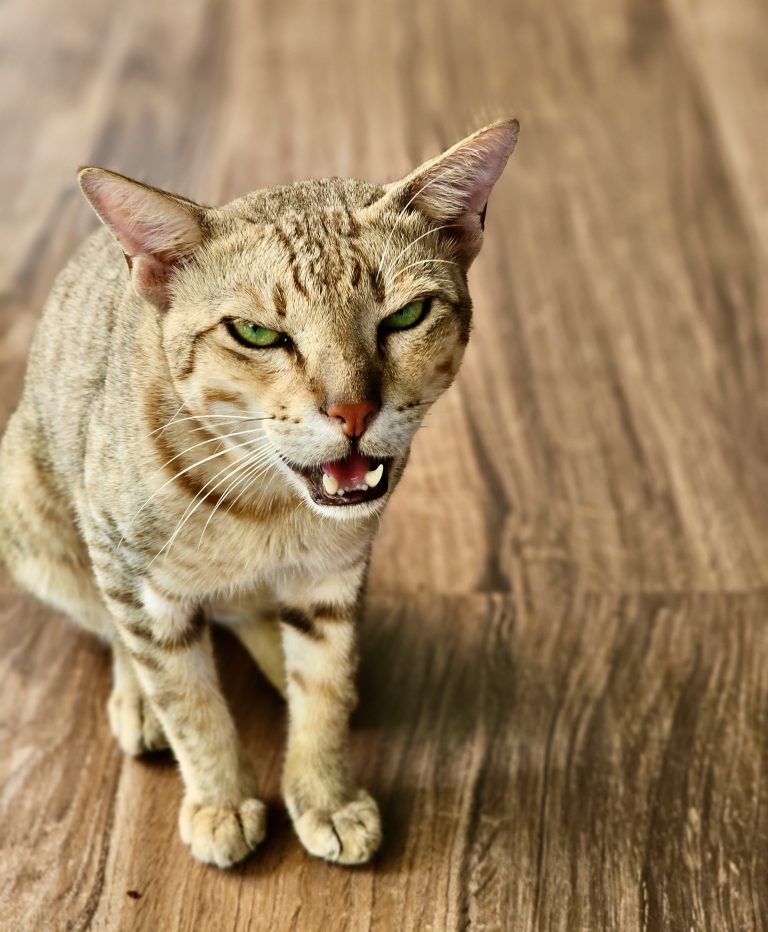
[1,0,768,929]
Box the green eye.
[228,319,285,348]
[381,299,428,332]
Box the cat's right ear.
[78,168,207,310]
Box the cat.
[0,120,518,868]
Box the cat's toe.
[107,685,168,756]
[292,789,381,865]
[179,797,267,868]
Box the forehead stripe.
[273,223,310,299]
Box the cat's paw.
[179,796,267,868]
[107,683,168,756]
[292,789,382,865]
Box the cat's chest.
[150,497,371,598]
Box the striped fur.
[0,121,517,868]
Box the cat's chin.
[278,454,392,512]
[305,494,389,521]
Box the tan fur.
[0,120,518,868]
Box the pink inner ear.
[409,122,518,222]
[461,142,511,213]
[80,172,202,264]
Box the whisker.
[223,456,280,518]
[157,398,190,435]
[383,224,456,279]
[151,426,272,478]
[150,444,273,565]
[389,259,462,282]
[184,417,267,436]
[376,166,456,278]
[194,449,276,534]
[148,413,273,437]
[222,457,273,509]
[197,450,278,546]
[212,464,263,522]
[117,437,271,554]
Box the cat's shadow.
[133,595,501,878]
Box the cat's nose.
[326,400,380,438]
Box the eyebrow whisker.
[382,224,456,280]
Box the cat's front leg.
[104,579,267,868]
[276,564,382,865]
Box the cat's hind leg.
[209,591,287,698]
[0,411,109,637]
[0,414,167,756]
[227,617,287,698]
[108,639,169,755]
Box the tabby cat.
[0,120,518,867]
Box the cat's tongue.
[322,451,371,486]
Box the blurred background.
[1,1,767,930]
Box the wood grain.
[1,0,767,929]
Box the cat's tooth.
[365,464,384,488]
[322,474,339,496]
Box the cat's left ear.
[78,168,208,310]
[381,119,519,264]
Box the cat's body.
[0,121,517,867]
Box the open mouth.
[286,450,391,507]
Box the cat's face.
[79,121,518,518]
[163,181,473,517]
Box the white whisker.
[184,417,265,435]
[376,167,455,277]
[383,224,455,279]
[223,459,272,512]
[158,398,189,434]
[222,456,280,519]
[148,413,272,437]
[151,426,271,478]
[150,443,273,565]
[389,259,462,282]
[197,450,279,547]
[116,436,271,554]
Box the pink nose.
[326,400,379,438]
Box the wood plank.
[2,577,766,930]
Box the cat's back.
[28,226,128,398]
[6,227,135,487]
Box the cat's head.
[78,120,518,519]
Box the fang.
[322,473,340,495]
[364,464,384,488]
